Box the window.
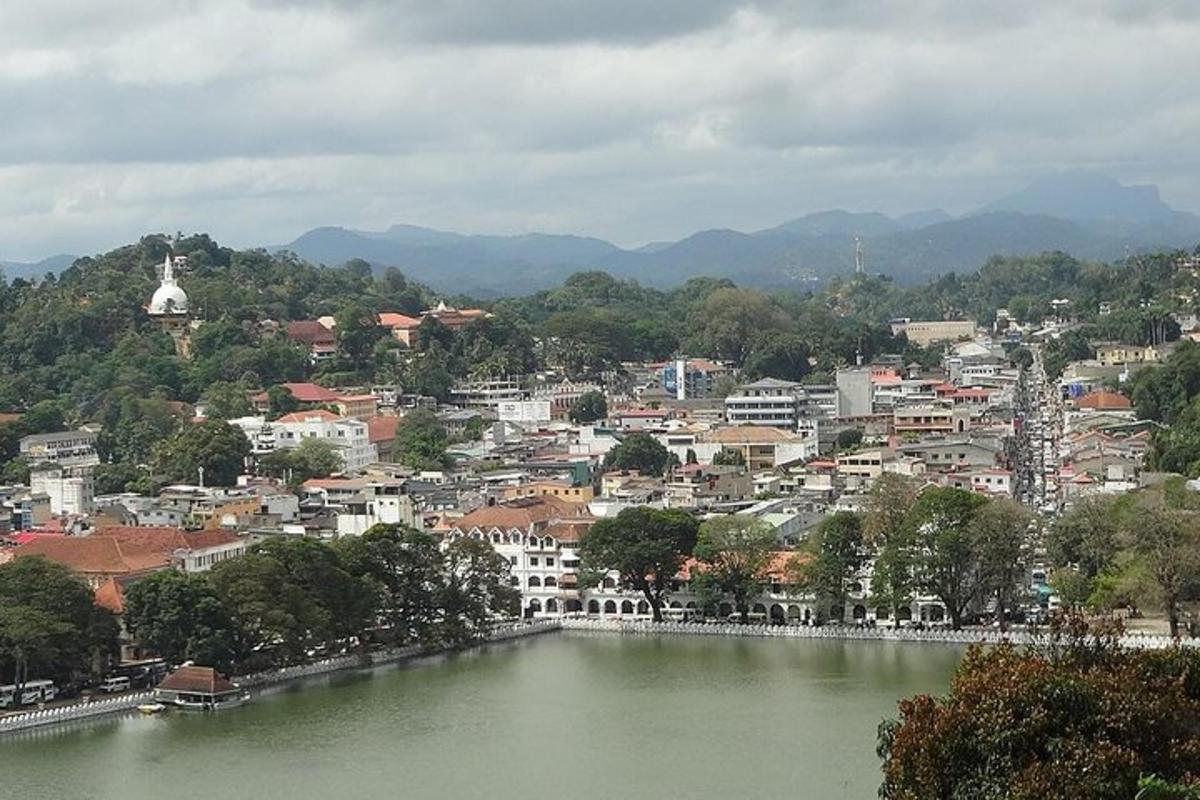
[545,557,554,567]
[509,556,517,565]
[530,556,539,566]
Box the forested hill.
[0,232,1198,493]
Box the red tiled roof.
[275,409,342,423]
[378,312,421,329]
[1077,390,1132,410]
[286,320,336,345]
[366,415,399,444]
[158,666,238,695]
[94,578,126,614]
[277,383,341,404]
[455,496,584,532]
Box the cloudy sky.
[2,0,1199,260]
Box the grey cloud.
[1,0,1199,262]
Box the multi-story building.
[302,476,418,536]
[835,369,874,418]
[889,319,976,347]
[893,405,971,435]
[659,358,730,400]
[450,378,526,411]
[20,430,100,516]
[269,410,378,473]
[725,378,804,427]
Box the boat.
[137,702,166,715]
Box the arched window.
[587,600,600,615]
[897,606,913,622]
[528,599,542,612]
[543,576,557,588]
[636,601,649,615]
[929,606,945,622]
[620,600,634,614]
[544,537,556,549]
[787,605,802,620]
[603,600,617,614]
[528,576,542,588]
[852,604,867,620]
[718,602,734,618]
[566,599,583,613]
[875,606,890,620]
[602,577,616,589]
[545,598,559,613]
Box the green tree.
[0,557,118,688]
[579,507,700,622]
[266,384,300,416]
[742,332,811,382]
[879,628,1200,800]
[335,302,383,369]
[907,487,988,629]
[865,474,920,623]
[207,553,322,669]
[394,409,448,470]
[438,537,520,646]
[973,499,1033,631]
[692,515,778,622]
[568,390,608,424]
[336,525,444,646]
[711,447,745,466]
[122,571,239,670]
[603,433,670,476]
[153,419,251,486]
[1045,495,1122,604]
[795,511,865,621]
[200,380,253,420]
[835,428,863,451]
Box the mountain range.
[4,174,1199,295]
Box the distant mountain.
[978,172,1181,225]
[0,253,77,280]
[12,174,1200,295]
[276,184,1200,295]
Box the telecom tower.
[854,236,864,274]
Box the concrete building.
[20,430,100,516]
[660,358,730,400]
[836,369,874,418]
[890,319,976,347]
[724,378,804,427]
[272,410,377,473]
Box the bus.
[20,679,57,705]
[1,680,56,707]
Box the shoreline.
[5,618,1188,737]
[557,617,1191,649]
[0,621,562,737]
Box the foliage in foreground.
[878,619,1200,800]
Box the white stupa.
[148,254,189,316]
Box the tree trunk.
[948,605,963,631]
[997,592,1008,633]
[1168,599,1180,638]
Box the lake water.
[3,633,962,800]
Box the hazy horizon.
[3,1,1200,260]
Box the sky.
[2,0,1200,260]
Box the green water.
[3,633,961,800]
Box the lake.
[3,632,962,800]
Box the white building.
[20,430,100,516]
[237,410,378,474]
[724,378,804,428]
[303,476,417,536]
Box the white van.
[99,676,131,694]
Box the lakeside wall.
[559,617,1189,649]
[0,620,561,737]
